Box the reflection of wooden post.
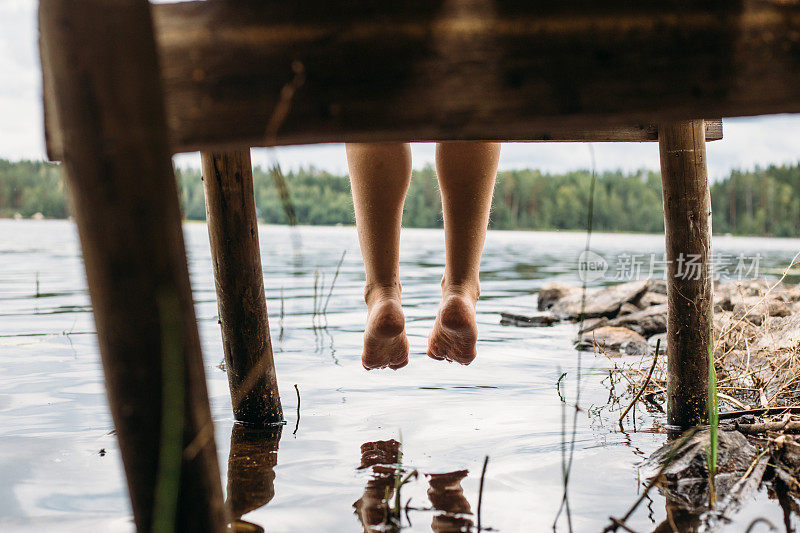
[653,498,701,532]
[659,120,712,429]
[226,423,282,521]
[201,151,283,425]
[38,1,226,531]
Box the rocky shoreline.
[505,277,800,524]
[502,278,800,360]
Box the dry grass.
[625,276,800,416]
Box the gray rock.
[714,310,759,352]
[642,430,757,512]
[715,280,777,311]
[577,317,609,335]
[500,312,558,327]
[649,279,668,295]
[537,281,582,311]
[771,435,800,499]
[755,313,800,352]
[732,296,790,326]
[639,291,667,307]
[607,304,668,338]
[618,302,640,316]
[787,284,800,302]
[576,326,649,355]
[550,279,650,319]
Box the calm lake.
[2,219,800,532]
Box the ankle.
[440,277,480,303]
[364,281,401,308]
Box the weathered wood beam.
[659,120,713,429]
[157,0,754,152]
[154,0,795,152]
[201,150,283,426]
[44,0,795,159]
[139,0,794,152]
[39,1,226,530]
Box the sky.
[3,0,800,179]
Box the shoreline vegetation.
[2,158,800,237]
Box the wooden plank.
[38,1,226,531]
[201,150,283,426]
[43,114,723,160]
[659,120,712,429]
[147,0,772,152]
[42,1,740,157]
[49,0,800,157]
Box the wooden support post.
[39,1,226,531]
[658,120,713,429]
[201,151,283,425]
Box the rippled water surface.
[2,219,800,532]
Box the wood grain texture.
[41,0,779,157]
[659,120,713,429]
[144,0,782,152]
[201,150,283,426]
[39,1,226,530]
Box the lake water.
[2,219,800,532]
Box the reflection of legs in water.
[427,142,500,365]
[428,470,474,533]
[226,423,282,532]
[353,439,401,531]
[346,143,411,371]
[353,439,479,532]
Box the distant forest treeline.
[2,157,800,236]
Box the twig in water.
[35,271,40,298]
[279,286,285,341]
[609,518,640,533]
[604,428,700,533]
[312,270,319,327]
[555,143,597,533]
[557,371,568,403]
[318,271,325,318]
[619,340,660,428]
[293,384,300,436]
[478,455,489,531]
[744,517,777,533]
[322,249,347,316]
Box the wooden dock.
[38,0,800,530]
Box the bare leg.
[428,142,500,364]
[346,143,411,370]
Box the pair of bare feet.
[362,283,479,370]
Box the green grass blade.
[153,290,185,533]
[708,333,718,507]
